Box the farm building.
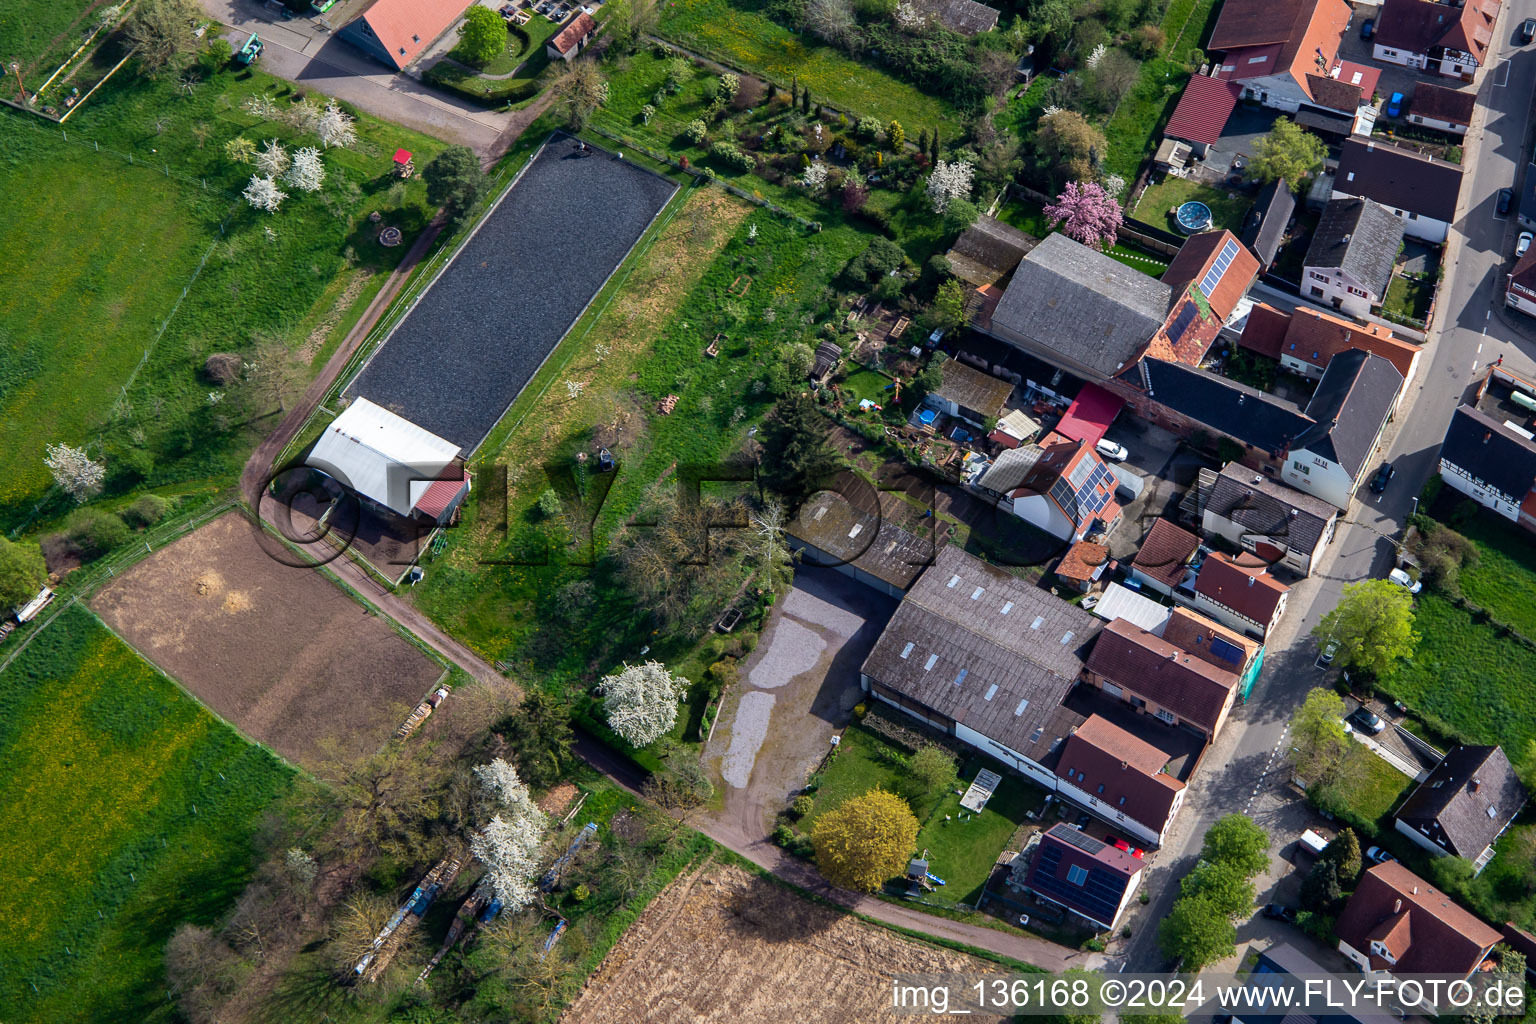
[547,12,598,60]
[943,216,1035,287]
[308,398,471,524]
[785,478,934,597]
[339,0,474,70]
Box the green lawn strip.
[655,0,956,128]
[0,66,446,527]
[1,0,98,74]
[995,196,1051,237]
[913,763,1040,906]
[1134,177,1251,234]
[1377,593,1536,756]
[1453,513,1536,637]
[1383,274,1432,322]
[1468,824,1536,931]
[1308,744,1414,836]
[0,604,291,1024]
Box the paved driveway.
[703,568,897,845]
[199,0,517,152]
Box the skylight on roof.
[924,654,939,670]
[900,642,914,659]
[947,575,961,588]
[971,587,984,600]
[848,524,862,538]
[984,684,998,700]
[1014,699,1029,716]
[813,506,827,521]
[1060,630,1075,645]
[1199,238,1240,299]
[1001,601,1014,615]
[1031,616,1045,630]
[954,668,968,686]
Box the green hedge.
[573,708,666,775]
[424,63,542,106]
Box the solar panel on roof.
[1209,636,1244,665]
[1198,238,1240,298]
[1166,302,1199,344]
[1050,825,1107,855]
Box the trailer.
[354,856,461,982]
[396,686,450,738]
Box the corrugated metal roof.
[308,398,462,517]
[1165,75,1242,146]
[1090,583,1172,632]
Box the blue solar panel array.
[1029,831,1130,925]
[1199,239,1240,299]
[1209,635,1244,666]
[1166,301,1199,345]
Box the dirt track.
[92,512,445,768]
[562,863,1011,1024]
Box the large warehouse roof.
[308,398,461,517]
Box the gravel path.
[349,135,678,448]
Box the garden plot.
[562,863,1010,1023]
[348,135,677,450]
[91,512,445,769]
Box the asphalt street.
[1118,2,1536,971]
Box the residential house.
[1054,540,1110,593]
[338,0,473,70]
[1507,248,1536,317]
[1297,60,1382,138]
[1192,551,1290,640]
[1240,302,1421,384]
[1200,462,1339,577]
[1109,350,1404,509]
[1160,606,1265,700]
[927,358,1014,430]
[976,434,1123,543]
[858,545,1103,791]
[1020,823,1145,931]
[1395,745,1529,873]
[1437,405,1536,531]
[1333,138,1463,243]
[785,476,933,598]
[943,215,1036,288]
[1301,198,1405,317]
[546,11,598,61]
[987,233,1173,381]
[1336,861,1502,978]
[1152,231,1261,363]
[1207,0,1353,113]
[1408,81,1477,134]
[1129,519,1202,598]
[1224,944,1403,1024]
[1054,714,1188,846]
[932,0,1001,35]
[1241,179,1298,271]
[1083,618,1242,740]
[307,398,471,525]
[1164,74,1243,158]
[1371,0,1501,82]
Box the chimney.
[1412,886,1419,894]
[1248,576,1256,586]
[1252,475,1263,484]
[1471,778,1481,792]
[1394,898,1403,913]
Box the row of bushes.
[423,63,542,106]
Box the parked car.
[1349,706,1388,734]
[1360,17,1375,39]
[1500,187,1515,215]
[1519,231,1533,258]
[1387,92,1404,117]
[1365,845,1398,865]
[1318,640,1338,666]
[1298,829,1330,856]
[1522,16,1535,43]
[1107,835,1146,859]
[1388,567,1424,594]
[1095,439,1128,462]
[1263,903,1299,923]
[1369,461,1396,493]
[1075,812,1092,829]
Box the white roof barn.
[308,398,466,519]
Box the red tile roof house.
[1371,0,1501,82]
[1191,551,1290,641]
[339,0,475,71]
[1336,862,1502,981]
[1055,540,1111,593]
[1019,822,1146,931]
[1054,714,1188,847]
[1240,302,1422,385]
[1207,0,1353,114]
[1083,618,1242,741]
[546,11,598,62]
[1129,519,1202,598]
[1164,74,1243,158]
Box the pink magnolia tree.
[1044,180,1124,251]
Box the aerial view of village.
[8,0,1536,1020]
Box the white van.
[1298,829,1330,856]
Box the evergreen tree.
[1319,827,1362,889]
[757,392,841,508]
[802,88,812,114]
[917,127,930,155]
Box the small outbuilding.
[308,397,471,524]
[546,11,598,61]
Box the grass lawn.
[1377,593,1536,763]
[804,723,948,829]
[1308,744,1413,834]
[1,0,97,74]
[1453,512,1536,637]
[996,197,1050,238]
[0,604,291,1024]
[842,366,898,406]
[656,0,956,128]
[1383,274,1433,323]
[914,761,1040,906]
[0,65,446,527]
[1135,177,1251,234]
[1469,824,1536,931]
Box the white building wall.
[1372,43,1425,69]
[1508,282,1536,317]
[1439,459,1523,522]
[1395,816,1452,857]
[1053,776,1168,846]
[1407,112,1468,135]
[1301,267,1377,318]
[1283,450,1358,509]
[1012,493,1076,541]
[1330,187,1450,243]
[1191,591,1266,639]
[1339,938,1374,973]
[1201,511,1317,576]
[952,721,1061,790]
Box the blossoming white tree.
[800,161,829,194]
[44,443,105,501]
[925,159,974,214]
[598,661,685,747]
[243,175,287,213]
[254,138,289,178]
[469,758,548,912]
[314,100,358,149]
[284,146,325,192]
[893,0,924,30]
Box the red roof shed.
[1165,76,1242,146]
[1056,383,1124,445]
